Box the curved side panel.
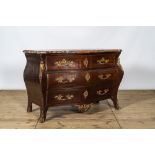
[24,53,44,106]
[110,58,124,109]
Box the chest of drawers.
[23,49,124,123]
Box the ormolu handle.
[98,73,111,80]
[54,94,74,101]
[55,75,76,83]
[54,59,75,67]
[96,89,109,95]
[97,57,109,64]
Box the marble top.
[23,49,122,54]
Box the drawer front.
[47,86,112,106]
[90,54,117,68]
[46,55,80,70]
[46,53,118,71]
[47,68,117,88]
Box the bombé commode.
[23,49,124,123]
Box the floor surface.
[0,90,155,129]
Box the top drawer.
[46,53,119,71]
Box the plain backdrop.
[0,26,155,90]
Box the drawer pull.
[97,57,109,64]
[98,73,111,80]
[54,59,75,67]
[96,89,109,95]
[56,75,76,83]
[54,94,74,101]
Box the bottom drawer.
[47,86,113,106]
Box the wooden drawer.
[46,53,119,71]
[47,85,112,106]
[90,54,117,69]
[46,55,80,70]
[47,68,117,88]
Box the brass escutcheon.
[83,90,88,99]
[40,60,45,71]
[85,72,90,82]
[83,58,88,68]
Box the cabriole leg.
[39,107,48,123]
[111,96,120,110]
[27,100,32,112]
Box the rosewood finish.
[23,49,124,123]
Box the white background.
[0,26,155,90]
[0,0,155,155]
